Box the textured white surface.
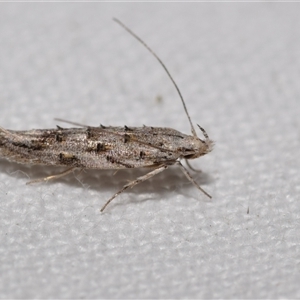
[0,3,300,299]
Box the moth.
[0,18,213,212]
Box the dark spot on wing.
[106,155,133,168]
[124,134,130,143]
[97,143,106,152]
[59,152,81,166]
[56,133,63,142]
[106,155,114,163]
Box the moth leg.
[176,161,211,199]
[26,167,77,185]
[100,165,168,212]
[185,159,202,173]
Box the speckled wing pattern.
[0,125,202,169]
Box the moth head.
[185,125,214,159]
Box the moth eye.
[179,147,193,153]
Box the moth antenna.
[113,18,197,137]
[197,124,209,139]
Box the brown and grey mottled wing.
[0,126,186,169]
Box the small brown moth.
[0,18,213,212]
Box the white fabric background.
[0,3,299,299]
